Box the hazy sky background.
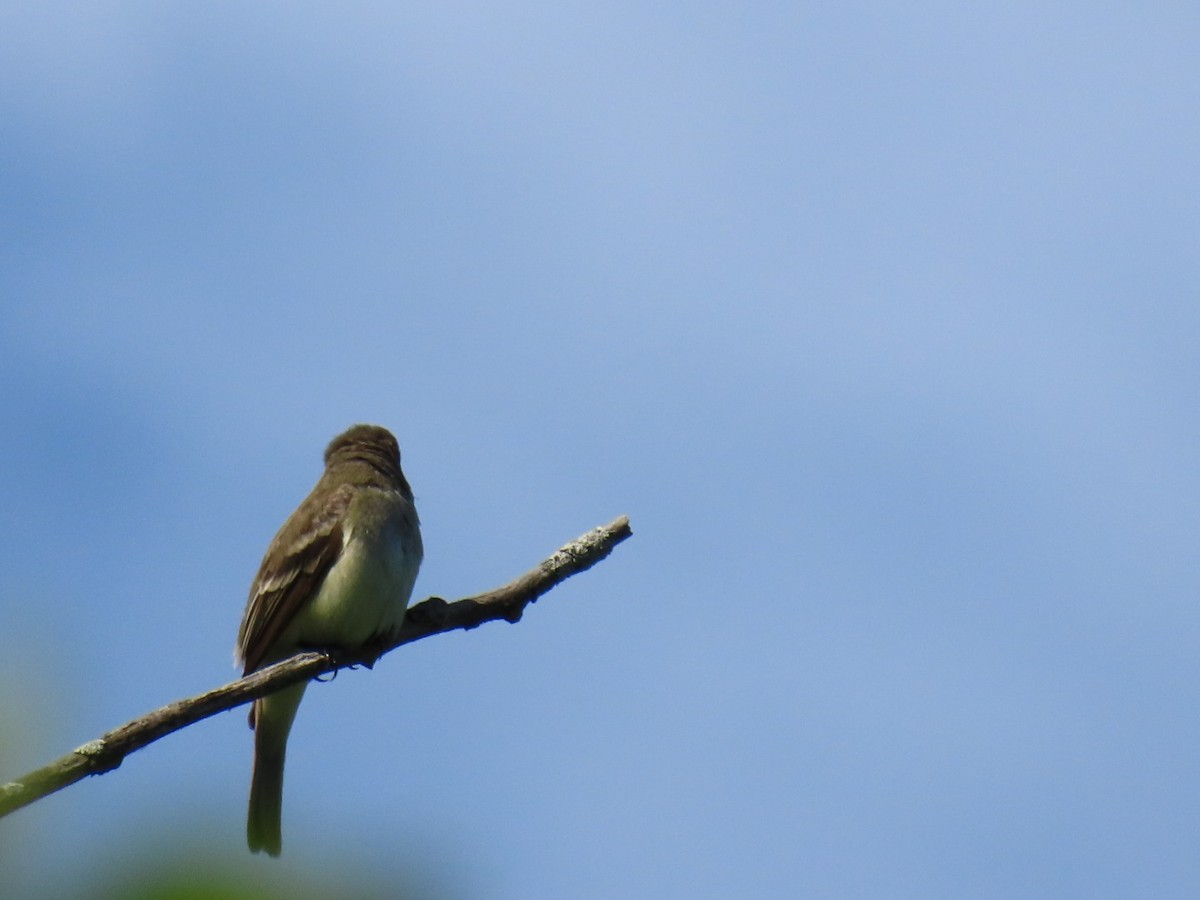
[1,3,1198,898]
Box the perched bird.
[235,424,422,856]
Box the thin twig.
[0,516,632,819]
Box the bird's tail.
[246,682,307,856]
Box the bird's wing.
[236,482,354,674]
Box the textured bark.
[0,516,632,818]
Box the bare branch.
[0,516,632,819]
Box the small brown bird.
[235,424,422,856]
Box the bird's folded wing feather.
[236,482,354,674]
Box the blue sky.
[1,3,1198,897]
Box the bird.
[235,424,422,856]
